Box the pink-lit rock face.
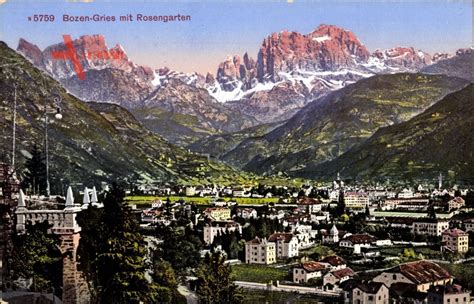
[256,24,370,81]
[17,38,44,67]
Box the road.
[235,281,341,297]
[178,284,198,304]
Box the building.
[203,221,241,245]
[442,228,469,254]
[232,188,248,197]
[344,192,369,209]
[323,267,356,286]
[203,207,231,221]
[268,232,299,258]
[447,197,465,211]
[319,255,347,271]
[389,282,429,303]
[297,197,323,214]
[372,260,452,292]
[342,280,390,304]
[236,207,257,219]
[398,188,415,199]
[293,261,326,284]
[463,219,474,232]
[427,284,471,304]
[339,234,377,254]
[322,224,340,244]
[185,186,196,196]
[311,211,330,223]
[381,198,430,211]
[411,219,450,236]
[245,237,276,265]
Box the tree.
[22,145,47,195]
[401,248,417,261]
[153,259,178,289]
[365,205,370,218]
[336,190,346,216]
[154,225,202,278]
[76,183,168,303]
[195,252,242,304]
[427,203,437,219]
[11,221,62,294]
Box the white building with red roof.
[268,232,299,258]
[372,260,453,292]
[442,228,469,254]
[293,261,326,283]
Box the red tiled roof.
[394,261,452,285]
[297,197,322,205]
[442,228,468,237]
[246,237,265,245]
[449,197,465,204]
[320,255,346,266]
[342,234,377,244]
[268,232,295,243]
[297,261,326,273]
[330,267,355,279]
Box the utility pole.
[11,84,17,169]
[44,93,63,197]
[44,96,50,196]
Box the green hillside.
[300,84,474,184]
[221,74,469,176]
[0,42,251,189]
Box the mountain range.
[0,42,251,187]
[298,84,474,184]
[12,24,474,184]
[17,25,455,135]
[219,73,469,173]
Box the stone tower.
[15,186,91,304]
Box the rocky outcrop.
[256,24,370,82]
[17,35,156,107]
[372,47,432,70]
[216,53,257,91]
[17,38,44,68]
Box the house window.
[368,296,373,301]
[392,274,397,280]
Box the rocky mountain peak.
[372,46,433,71]
[256,24,371,82]
[17,38,44,67]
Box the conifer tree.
[195,251,242,304]
[22,144,47,194]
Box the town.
[1,163,473,304]
[126,173,473,303]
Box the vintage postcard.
[0,0,472,303]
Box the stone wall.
[60,233,89,304]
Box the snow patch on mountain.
[312,35,331,43]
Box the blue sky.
[0,0,472,74]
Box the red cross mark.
[51,35,86,80]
